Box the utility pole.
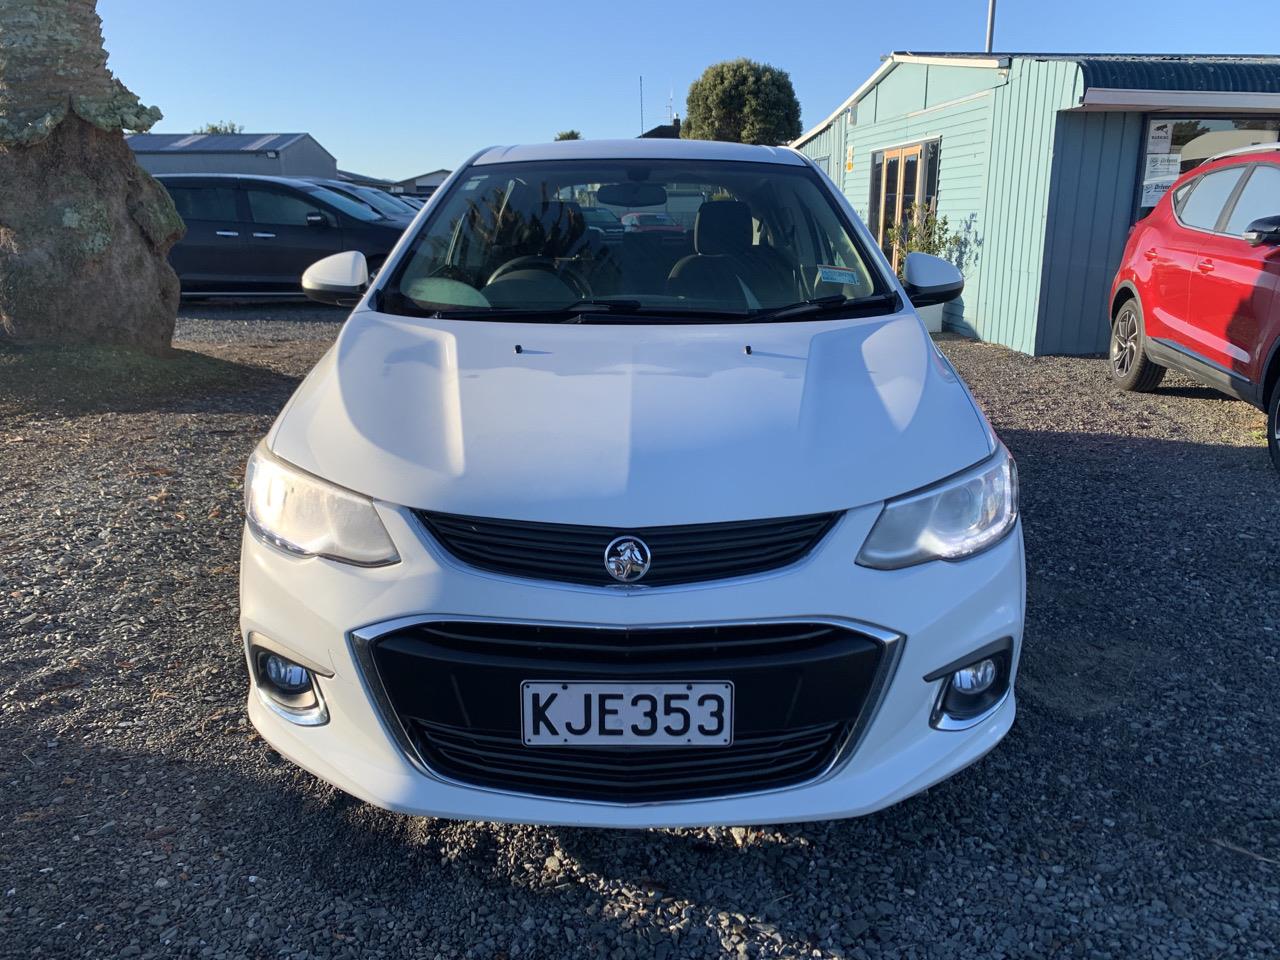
[639,76,644,134]
[985,0,996,53]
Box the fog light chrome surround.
[248,640,329,727]
[924,638,1013,731]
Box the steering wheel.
[487,256,591,299]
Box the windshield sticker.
[818,265,859,285]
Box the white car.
[241,138,1024,828]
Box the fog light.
[262,653,312,694]
[951,658,997,695]
[926,641,1013,731]
[249,645,328,725]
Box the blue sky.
[100,0,1279,181]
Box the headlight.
[857,446,1017,570]
[244,444,399,566]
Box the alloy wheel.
[1111,307,1139,377]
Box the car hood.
[268,307,994,525]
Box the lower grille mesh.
[408,719,849,803]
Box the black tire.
[1268,386,1280,474]
[1109,297,1166,392]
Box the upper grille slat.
[417,510,841,586]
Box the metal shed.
[126,132,338,180]
[794,53,1280,355]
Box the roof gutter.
[791,58,898,147]
[1074,87,1280,112]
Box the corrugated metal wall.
[797,110,850,182]
[796,56,1151,355]
[133,152,287,176]
[970,59,1082,353]
[278,137,339,178]
[816,62,1003,337]
[1036,111,1144,354]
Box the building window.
[1139,117,1280,213]
[868,139,940,269]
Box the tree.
[197,121,244,134]
[0,0,185,354]
[682,58,801,146]
[554,130,582,141]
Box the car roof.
[1203,143,1280,164]
[471,138,808,167]
[153,172,326,189]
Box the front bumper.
[240,501,1024,828]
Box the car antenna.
[744,345,752,355]
[514,344,523,354]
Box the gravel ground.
[1,307,1277,960]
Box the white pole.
[985,0,997,53]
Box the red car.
[1110,144,1280,470]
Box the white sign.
[1144,153,1182,180]
[1141,179,1175,207]
[1147,120,1173,155]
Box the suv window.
[167,185,239,222]
[246,188,331,227]
[1223,165,1280,236]
[1179,167,1245,231]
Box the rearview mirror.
[903,252,963,308]
[301,251,368,306]
[1243,215,1280,247]
[596,183,668,208]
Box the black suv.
[157,174,408,296]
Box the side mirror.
[301,251,368,306]
[903,252,964,307]
[305,211,330,229]
[1243,215,1280,247]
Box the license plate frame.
[521,680,734,747]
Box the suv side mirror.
[302,251,368,306]
[1243,215,1280,247]
[305,211,330,229]
[903,252,964,307]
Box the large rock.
[0,115,184,353]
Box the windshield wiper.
[748,292,900,323]
[555,299,644,321]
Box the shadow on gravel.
[0,341,297,417]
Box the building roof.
[338,168,394,185]
[472,138,805,166]
[794,52,1280,146]
[898,52,1280,94]
[640,117,682,139]
[125,132,321,154]
[397,169,452,182]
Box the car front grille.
[415,511,841,587]
[364,620,886,803]
[409,720,849,803]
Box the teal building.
[794,53,1280,354]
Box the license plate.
[521,681,733,747]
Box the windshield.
[351,185,416,218]
[305,185,383,222]
[381,158,887,321]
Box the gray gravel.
[173,299,346,344]
[1,310,1277,959]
